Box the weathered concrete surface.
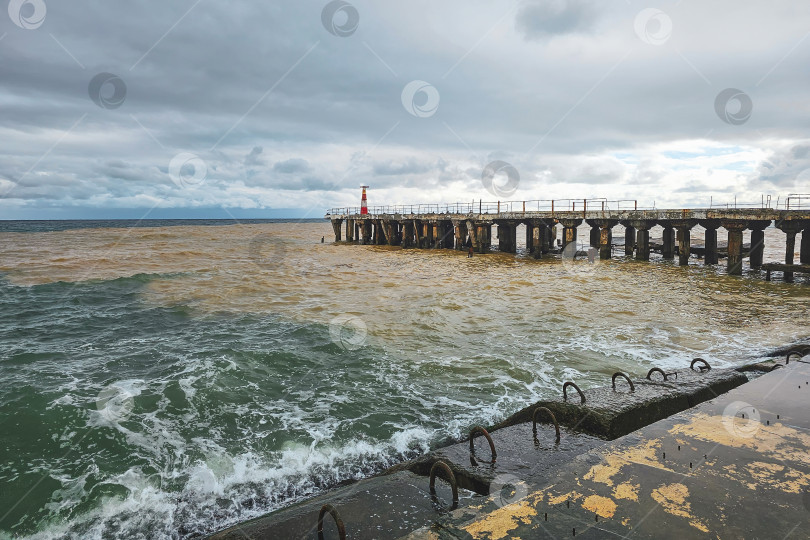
[492,367,747,440]
[410,361,810,539]
[403,423,605,497]
[206,471,481,540]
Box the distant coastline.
[0,218,327,233]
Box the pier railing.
[786,194,810,210]
[327,199,642,216]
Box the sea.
[0,218,807,539]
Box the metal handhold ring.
[690,358,711,372]
[318,504,346,540]
[786,349,805,364]
[612,372,635,392]
[429,460,459,506]
[646,367,667,381]
[532,406,561,443]
[562,381,586,404]
[469,426,497,462]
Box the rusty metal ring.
[562,381,586,404]
[318,504,346,540]
[532,407,561,443]
[786,349,805,364]
[429,460,459,505]
[690,358,711,372]
[611,372,635,392]
[770,364,783,371]
[646,367,668,381]
[469,426,497,461]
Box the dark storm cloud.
[274,158,311,174]
[515,0,599,39]
[0,1,809,216]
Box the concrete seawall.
[206,345,809,539]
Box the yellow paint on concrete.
[612,481,639,502]
[463,499,537,540]
[452,408,810,538]
[650,483,709,533]
[650,483,691,519]
[716,461,810,494]
[546,490,581,505]
[670,414,810,468]
[582,494,617,518]
[583,456,622,487]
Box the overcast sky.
[1,1,809,219]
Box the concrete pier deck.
[407,359,810,539]
[205,352,810,539]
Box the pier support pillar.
[622,223,635,256]
[345,219,354,242]
[331,219,343,242]
[661,224,675,260]
[587,220,600,248]
[423,222,433,249]
[723,221,746,275]
[543,220,555,253]
[748,221,770,269]
[386,221,400,246]
[559,219,582,253]
[496,221,517,253]
[678,227,690,266]
[477,223,491,253]
[526,223,535,254]
[361,220,371,244]
[801,223,810,264]
[466,221,478,253]
[630,220,654,261]
[671,220,696,266]
[401,221,414,248]
[432,222,441,249]
[453,221,465,250]
[700,220,720,265]
[592,219,618,260]
[777,221,802,281]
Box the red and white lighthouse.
[360,186,369,215]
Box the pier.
[326,198,810,277]
[207,348,810,539]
